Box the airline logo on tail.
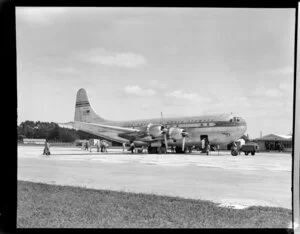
[75,88,91,107]
[74,88,106,123]
[76,101,90,108]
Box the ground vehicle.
[239,143,259,156]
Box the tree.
[59,128,79,142]
[47,124,60,140]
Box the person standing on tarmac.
[84,141,88,151]
[43,139,50,156]
[122,142,126,153]
[96,140,100,152]
[206,143,210,155]
[100,140,104,152]
[103,141,108,153]
[128,141,135,154]
[86,141,90,151]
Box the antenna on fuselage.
[161,112,164,125]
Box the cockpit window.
[231,117,241,122]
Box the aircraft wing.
[70,121,141,134]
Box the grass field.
[17,181,292,228]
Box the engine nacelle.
[168,127,186,141]
[147,123,164,138]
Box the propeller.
[163,133,168,153]
[181,130,188,152]
[182,136,185,151]
[161,126,168,153]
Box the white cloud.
[124,85,155,97]
[279,82,293,93]
[54,67,78,74]
[261,66,294,76]
[78,48,147,68]
[165,90,210,103]
[149,79,167,89]
[252,87,283,98]
[16,7,67,25]
[265,89,283,98]
[141,104,151,110]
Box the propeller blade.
[164,133,168,154]
[182,136,186,151]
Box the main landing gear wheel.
[175,147,187,154]
[160,146,167,154]
[148,146,157,154]
[231,150,238,156]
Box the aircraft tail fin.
[74,88,107,123]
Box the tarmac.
[18,145,292,209]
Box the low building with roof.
[253,134,292,152]
[23,138,46,145]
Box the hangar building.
[253,134,292,152]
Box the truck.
[239,143,260,156]
[231,142,259,156]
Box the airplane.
[60,88,247,155]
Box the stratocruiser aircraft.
[60,88,247,155]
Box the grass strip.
[17,180,292,228]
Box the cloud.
[279,82,293,93]
[54,67,78,74]
[16,7,67,25]
[149,79,167,89]
[165,90,211,103]
[265,89,283,98]
[252,87,283,98]
[141,104,151,110]
[124,85,155,97]
[77,48,147,68]
[262,66,294,76]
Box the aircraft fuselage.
[81,114,247,147]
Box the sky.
[16,7,295,138]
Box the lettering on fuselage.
[124,122,217,128]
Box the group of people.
[265,142,284,152]
[82,140,109,153]
[42,139,110,156]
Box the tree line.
[17,121,99,142]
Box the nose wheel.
[231,149,238,156]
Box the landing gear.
[147,145,167,154]
[200,135,210,155]
[175,146,187,154]
[148,146,157,154]
[160,146,167,154]
[231,149,238,156]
